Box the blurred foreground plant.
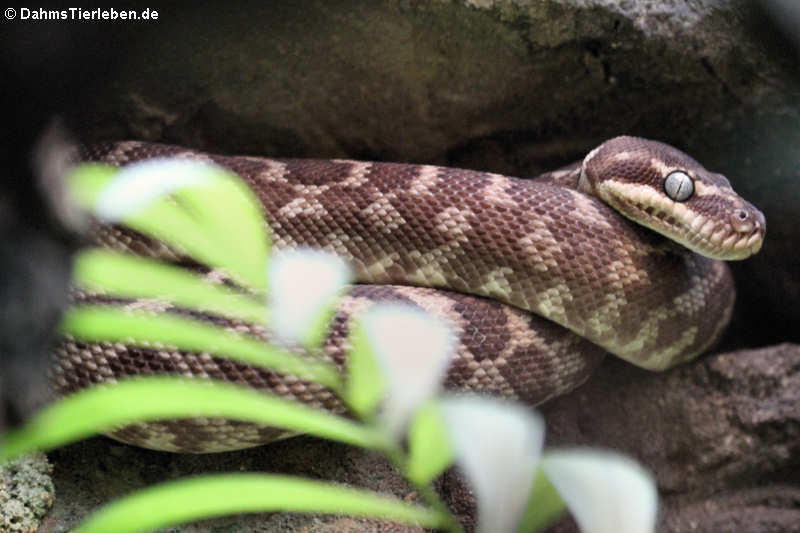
[0,157,657,533]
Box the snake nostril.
[730,209,753,232]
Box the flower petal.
[361,304,454,437]
[540,449,658,533]
[440,396,544,533]
[95,159,219,222]
[268,249,351,347]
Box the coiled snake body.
[56,136,765,452]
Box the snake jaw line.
[607,185,763,261]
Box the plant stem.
[382,443,465,533]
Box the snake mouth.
[617,197,764,260]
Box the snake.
[53,136,765,452]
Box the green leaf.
[345,318,385,419]
[405,402,454,486]
[516,469,566,533]
[161,172,270,290]
[60,306,342,391]
[0,377,385,461]
[67,163,118,208]
[73,249,267,324]
[73,473,446,533]
[83,160,270,291]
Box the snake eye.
[664,171,694,202]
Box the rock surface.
[0,454,54,533]
[543,343,800,532]
[2,0,798,531]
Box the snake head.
[578,136,765,260]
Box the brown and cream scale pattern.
[85,140,735,366]
[56,285,604,452]
[56,136,760,451]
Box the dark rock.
[542,344,800,532]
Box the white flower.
[361,304,454,437]
[268,248,351,346]
[440,396,545,533]
[95,159,220,222]
[540,449,658,533]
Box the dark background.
[1,1,798,531]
